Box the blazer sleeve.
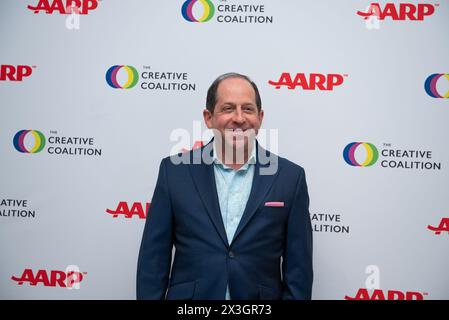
[282,167,313,300]
[136,158,174,299]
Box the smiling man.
[137,73,313,300]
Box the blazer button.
[228,251,235,258]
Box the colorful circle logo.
[425,73,449,98]
[343,142,378,167]
[106,65,138,89]
[182,0,215,22]
[13,130,46,153]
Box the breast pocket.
[258,202,289,220]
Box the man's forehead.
[216,77,256,100]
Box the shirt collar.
[212,139,256,171]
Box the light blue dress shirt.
[212,142,256,300]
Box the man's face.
[203,77,264,153]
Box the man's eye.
[222,106,233,112]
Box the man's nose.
[232,107,246,124]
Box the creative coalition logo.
[343,142,441,170]
[343,142,378,167]
[105,65,197,91]
[1,199,36,219]
[311,212,350,234]
[268,73,347,91]
[344,265,428,300]
[425,73,449,99]
[428,218,449,235]
[1,65,35,82]
[12,266,86,289]
[106,201,150,219]
[182,0,215,22]
[13,129,102,157]
[13,130,46,153]
[357,3,438,21]
[27,0,99,14]
[106,65,139,89]
[181,0,273,24]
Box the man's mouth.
[225,128,248,133]
[225,128,247,137]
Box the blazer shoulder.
[276,154,306,177]
[161,147,204,170]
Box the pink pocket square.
[264,201,284,207]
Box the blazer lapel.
[188,143,229,248]
[231,144,281,244]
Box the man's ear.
[258,109,264,125]
[203,109,213,129]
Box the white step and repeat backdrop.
[1,0,448,299]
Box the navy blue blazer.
[137,141,313,300]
